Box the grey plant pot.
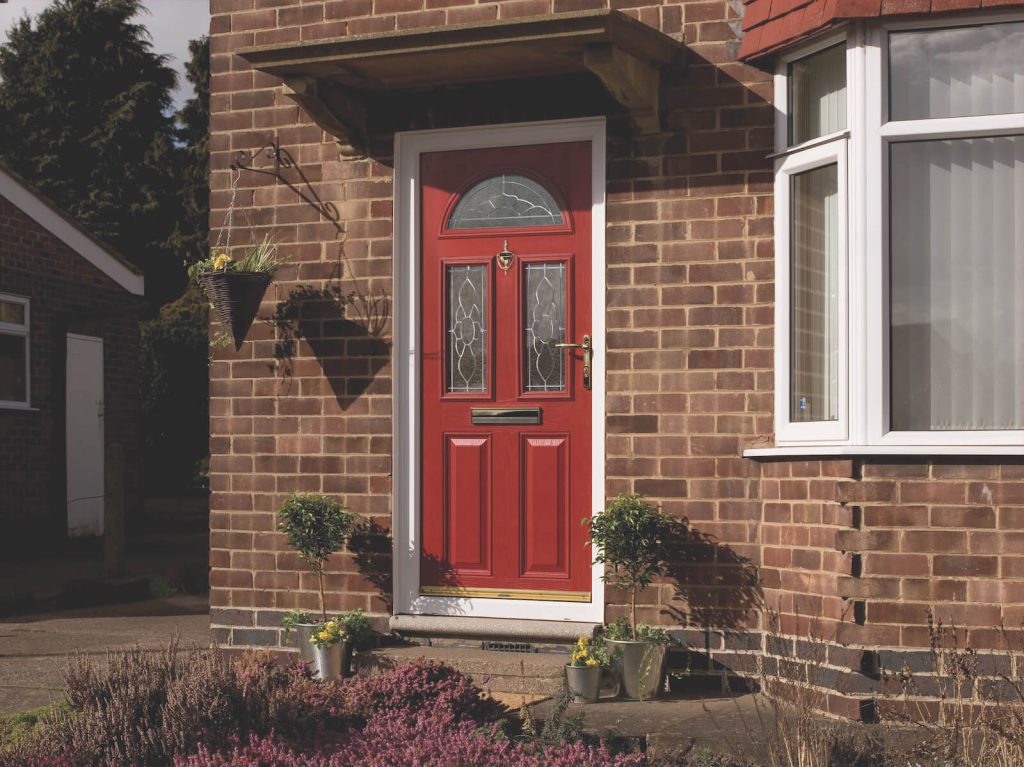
[565,664,601,704]
[605,639,666,701]
[312,640,349,681]
[286,623,319,664]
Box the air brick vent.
[481,641,536,653]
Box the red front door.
[420,141,593,602]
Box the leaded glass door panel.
[420,142,593,601]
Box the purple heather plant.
[8,651,643,767]
[343,658,509,726]
[175,713,646,767]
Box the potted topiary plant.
[565,635,606,704]
[278,493,355,680]
[585,493,680,700]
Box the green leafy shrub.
[601,617,676,645]
[585,494,680,639]
[281,610,317,635]
[139,286,209,493]
[339,609,375,651]
[278,494,356,622]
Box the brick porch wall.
[207,0,775,645]
[208,0,1024,721]
[0,196,141,551]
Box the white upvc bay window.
[765,15,1024,454]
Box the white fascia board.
[0,166,145,296]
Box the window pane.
[0,300,25,325]
[891,137,1024,431]
[524,263,566,393]
[447,265,488,393]
[789,44,847,146]
[890,22,1024,120]
[0,334,27,402]
[448,174,563,230]
[791,164,839,423]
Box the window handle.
[555,334,592,390]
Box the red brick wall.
[0,195,141,551]
[207,0,775,649]
[208,0,1024,721]
[753,458,1024,719]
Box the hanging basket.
[199,270,272,351]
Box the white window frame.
[760,14,1024,456]
[0,293,31,409]
[867,14,1024,448]
[774,140,849,443]
[772,32,853,446]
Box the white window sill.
[0,403,37,412]
[745,445,1024,458]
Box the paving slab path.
[531,692,773,762]
[0,595,209,714]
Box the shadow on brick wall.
[271,266,390,411]
[347,518,462,614]
[348,518,394,611]
[662,520,763,632]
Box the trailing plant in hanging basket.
[190,235,286,350]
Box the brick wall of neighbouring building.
[208,0,1024,721]
[0,195,142,551]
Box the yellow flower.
[212,252,232,271]
[586,658,599,667]
[318,631,331,642]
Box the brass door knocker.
[497,240,514,272]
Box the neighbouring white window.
[0,294,30,407]
[772,16,1024,450]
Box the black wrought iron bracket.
[230,140,343,235]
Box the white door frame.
[392,117,607,622]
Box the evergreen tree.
[140,285,209,493]
[169,35,209,270]
[0,0,183,302]
[140,35,211,493]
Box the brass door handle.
[555,334,592,390]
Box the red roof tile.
[739,0,1024,60]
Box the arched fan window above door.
[447,174,564,230]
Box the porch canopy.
[238,10,685,155]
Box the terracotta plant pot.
[199,270,272,350]
[605,639,666,700]
[565,663,601,704]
